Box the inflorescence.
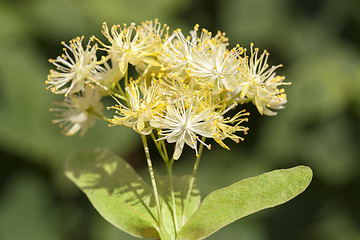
[46,19,290,160]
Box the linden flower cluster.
[46,19,289,160]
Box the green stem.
[181,136,206,227]
[227,90,253,107]
[115,81,126,97]
[236,97,253,104]
[110,89,127,101]
[141,135,162,224]
[86,107,109,122]
[151,134,177,236]
[166,162,178,236]
[88,78,127,101]
[161,140,169,163]
[150,132,167,163]
[124,67,129,88]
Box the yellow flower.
[159,27,198,77]
[46,36,98,96]
[100,22,162,75]
[109,77,165,135]
[138,19,169,51]
[240,43,290,116]
[160,74,201,99]
[212,106,249,150]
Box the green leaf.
[65,148,159,238]
[157,175,201,238]
[178,166,313,240]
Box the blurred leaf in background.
[1,0,360,239]
[0,171,62,240]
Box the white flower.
[240,43,290,116]
[150,96,214,160]
[159,27,198,77]
[187,42,245,92]
[50,85,103,136]
[159,26,228,77]
[46,36,98,96]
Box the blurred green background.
[1,0,360,239]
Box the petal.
[65,123,81,136]
[150,118,163,128]
[142,57,160,67]
[137,118,145,131]
[173,136,185,160]
[118,56,128,75]
[184,131,196,149]
[215,138,230,150]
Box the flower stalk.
[181,136,206,227]
[141,134,162,224]
[166,160,178,236]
